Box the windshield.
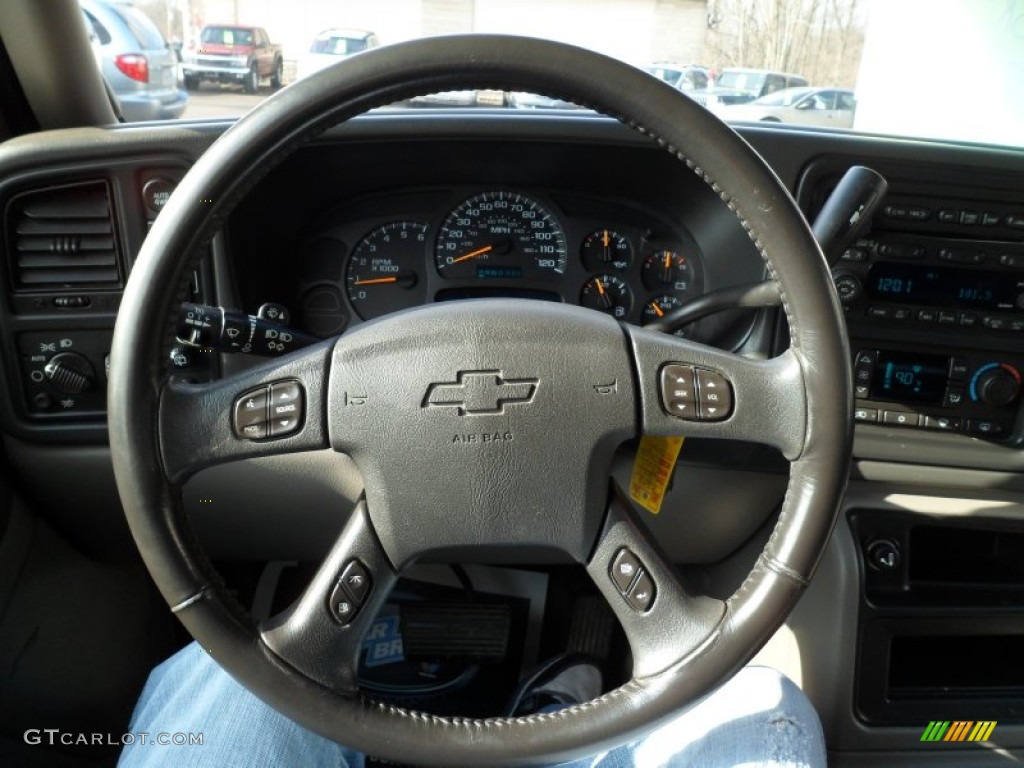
[715,71,767,96]
[753,88,814,107]
[131,0,1022,150]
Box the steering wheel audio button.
[233,387,269,438]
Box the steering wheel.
[108,36,851,767]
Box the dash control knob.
[971,364,1021,407]
[832,272,862,304]
[43,352,95,394]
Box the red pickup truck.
[183,25,283,93]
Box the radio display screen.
[870,350,949,405]
[866,263,1022,311]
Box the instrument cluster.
[292,188,705,338]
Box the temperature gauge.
[580,274,633,318]
[642,250,693,294]
[580,229,632,271]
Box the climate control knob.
[971,363,1021,407]
[43,352,95,394]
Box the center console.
[801,160,1024,445]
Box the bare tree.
[705,0,864,86]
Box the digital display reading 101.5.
[870,351,949,405]
[866,263,1021,311]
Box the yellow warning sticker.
[628,436,684,515]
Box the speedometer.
[434,191,567,280]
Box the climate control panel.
[852,347,1023,440]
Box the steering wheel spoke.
[158,339,334,483]
[626,326,807,460]
[260,500,397,695]
[588,492,725,678]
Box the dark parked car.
[79,0,187,121]
[691,67,809,110]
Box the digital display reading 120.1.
[866,263,1021,311]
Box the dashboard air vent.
[7,181,122,290]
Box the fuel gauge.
[580,274,633,319]
[580,229,632,271]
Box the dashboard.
[2,111,1024,762]
[292,186,702,333]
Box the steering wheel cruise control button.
[610,548,655,612]
[232,386,270,439]
[659,363,733,421]
[626,571,656,612]
[328,583,360,625]
[339,560,371,605]
[610,548,643,594]
[328,559,373,625]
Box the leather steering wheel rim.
[108,35,851,767]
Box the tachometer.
[434,191,567,280]
[346,221,428,320]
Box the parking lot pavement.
[181,87,268,119]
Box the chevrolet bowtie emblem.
[423,370,538,415]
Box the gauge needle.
[449,244,493,265]
[664,252,672,270]
[353,276,398,286]
[602,229,610,252]
[650,300,665,317]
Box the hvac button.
[883,410,920,427]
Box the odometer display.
[434,191,567,280]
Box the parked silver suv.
[80,0,187,121]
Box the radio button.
[868,306,891,319]
[840,246,868,262]
[938,247,986,265]
[937,209,958,224]
[878,243,925,260]
[982,212,1001,227]
[937,311,957,325]
[883,410,921,427]
[1007,214,1024,230]
[958,312,978,328]
[892,307,912,321]
[982,316,1008,330]
[924,415,960,431]
[960,210,980,225]
[854,407,879,423]
[917,309,937,323]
